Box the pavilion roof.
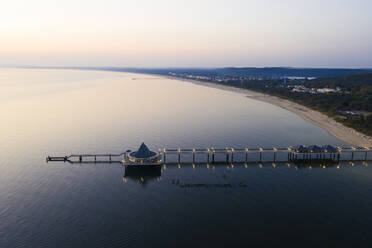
[130,143,156,158]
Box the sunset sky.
[1,0,372,67]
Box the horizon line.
[1,65,372,70]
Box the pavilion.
[290,144,340,162]
[123,143,162,166]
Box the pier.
[47,145,371,165]
[47,153,125,163]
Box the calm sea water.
[0,68,371,247]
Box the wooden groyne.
[47,146,371,164]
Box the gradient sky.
[1,0,372,67]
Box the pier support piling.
[259,152,262,162]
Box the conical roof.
[130,143,156,158]
[295,145,308,153]
[308,145,322,153]
[322,145,338,153]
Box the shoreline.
[169,76,372,147]
[11,67,371,147]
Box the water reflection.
[123,165,162,184]
[118,161,369,185]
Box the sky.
[1,0,372,68]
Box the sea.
[0,68,371,247]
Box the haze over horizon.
[1,0,372,68]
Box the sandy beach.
[173,77,372,147]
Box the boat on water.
[123,142,162,167]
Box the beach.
[175,78,372,147]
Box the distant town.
[168,71,346,95]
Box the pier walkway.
[47,145,371,164]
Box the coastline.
[170,76,372,147]
[13,67,371,147]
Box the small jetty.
[47,143,371,165]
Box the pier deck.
[47,146,371,164]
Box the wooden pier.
[47,145,371,164]
[47,153,125,163]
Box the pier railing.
[47,153,125,163]
[46,146,371,164]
